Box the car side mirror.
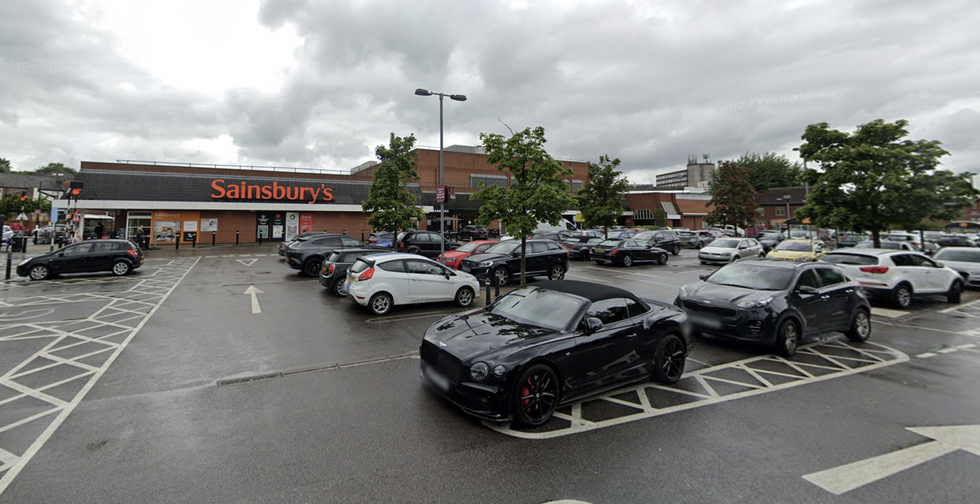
[797,285,819,295]
[698,274,709,281]
[512,251,520,257]
[583,317,603,333]
[934,261,944,268]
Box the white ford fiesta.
[345,253,481,315]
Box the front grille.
[420,341,466,383]
[683,300,737,318]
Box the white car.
[932,247,980,289]
[2,225,11,244]
[698,237,764,265]
[345,252,481,315]
[822,249,964,308]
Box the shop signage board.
[210,179,334,203]
[285,212,299,241]
[300,213,313,233]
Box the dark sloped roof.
[533,280,640,303]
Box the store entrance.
[126,211,152,241]
[256,212,286,242]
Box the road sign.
[803,424,980,495]
[436,185,447,203]
[15,213,27,220]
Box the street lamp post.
[415,88,467,265]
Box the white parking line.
[938,297,980,313]
[916,352,938,358]
[0,258,200,495]
[485,341,908,439]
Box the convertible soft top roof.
[533,280,642,304]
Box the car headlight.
[470,362,489,381]
[18,258,30,266]
[492,365,507,377]
[736,297,773,309]
[678,285,690,297]
[477,260,493,268]
[446,257,458,262]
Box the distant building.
[655,161,715,189]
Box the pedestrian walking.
[134,226,145,249]
[94,222,105,239]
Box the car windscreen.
[456,242,482,253]
[633,231,655,241]
[934,249,980,262]
[349,258,373,274]
[711,238,740,249]
[706,264,795,291]
[823,254,878,266]
[758,232,781,239]
[489,286,584,331]
[775,241,812,251]
[484,242,520,255]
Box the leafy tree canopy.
[796,119,978,245]
[0,158,11,173]
[473,126,574,285]
[0,195,51,220]
[34,162,77,175]
[738,152,802,192]
[576,154,629,238]
[362,133,426,233]
[707,160,759,229]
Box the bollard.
[361,229,365,242]
[258,233,263,245]
[192,233,197,248]
[485,277,491,305]
[212,231,216,246]
[175,232,180,251]
[494,276,500,299]
[236,230,240,246]
[5,245,11,280]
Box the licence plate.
[593,248,605,253]
[690,315,723,329]
[425,366,450,391]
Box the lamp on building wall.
[415,88,467,264]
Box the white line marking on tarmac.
[939,297,980,313]
[937,348,958,354]
[916,352,938,358]
[870,307,908,319]
[236,259,258,267]
[244,285,263,314]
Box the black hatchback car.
[460,239,569,286]
[590,239,670,267]
[17,239,144,280]
[633,230,682,255]
[419,280,690,426]
[674,259,871,357]
[396,231,461,258]
[319,248,391,295]
[285,234,364,276]
[456,225,489,241]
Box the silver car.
[698,238,765,265]
[932,247,980,289]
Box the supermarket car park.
[1,244,979,504]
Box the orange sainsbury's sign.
[210,179,334,204]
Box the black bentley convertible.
[419,280,691,426]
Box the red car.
[437,240,499,270]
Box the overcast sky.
[2,0,979,184]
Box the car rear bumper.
[591,252,617,262]
[284,255,304,269]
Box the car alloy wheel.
[696,241,704,249]
[672,245,681,255]
[303,259,321,276]
[514,364,559,427]
[493,267,509,287]
[549,264,565,280]
[333,278,346,296]
[653,334,685,384]
[455,287,474,307]
[29,265,50,281]
[845,309,871,342]
[369,292,393,316]
[776,319,799,357]
[621,255,633,267]
[407,246,421,255]
[658,253,668,265]
[581,250,590,260]
[111,261,130,276]
[893,284,912,308]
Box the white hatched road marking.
[486,341,908,439]
[0,258,199,493]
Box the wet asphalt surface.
[1,244,979,504]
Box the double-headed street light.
[415,88,467,264]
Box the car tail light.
[610,249,619,255]
[399,241,406,249]
[126,250,139,258]
[369,237,377,242]
[860,266,889,274]
[358,267,375,281]
[327,264,335,274]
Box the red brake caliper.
[521,378,532,408]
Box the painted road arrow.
[236,259,257,267]
[803,424,980,495]
[243,286,263,314]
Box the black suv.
[460,239,569,286]
[319,248,390,295]
[456,225,489,241]
[396,231,461,258]
[634,230,682,255]
[285,234,364,275]
[17,239,144,280]
[279,231,331,257]
[674,259,871,357]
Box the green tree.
[473,126,574,286]
[362,133,426,233]
[34,162,76,175]
[0,158,12,173]
[796,119,978,246]
[575,154,629,238]
[653,208,667,228]
[707,160,759,230]
[739,152,802,192]
[0,195,51,220]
